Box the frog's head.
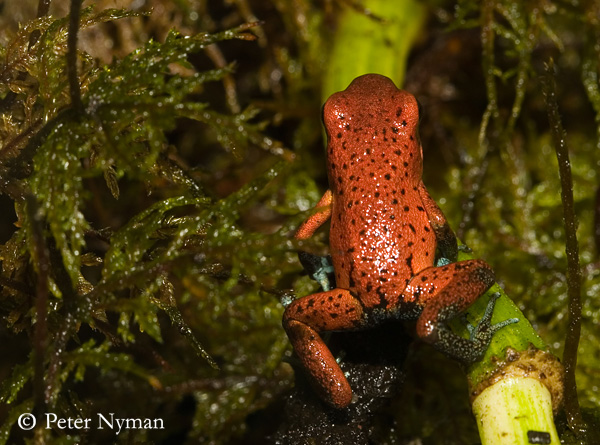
[323,74,423,183]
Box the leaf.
[0,359,33,404]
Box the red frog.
[283,74,516,408]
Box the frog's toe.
[489,317,520,334]
[435,256,452,267]
[457,244,473,253]
[430,293,519,364]
[468,292,519,342]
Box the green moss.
[0,4,293,443]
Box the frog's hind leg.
[282,289,365,408]
[406,259,508,363]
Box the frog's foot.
[463,292,519,341]
[434,293,519,364]
[435,245,474,266]
[412,259,517,364]
[435,257,452,267]
[280,290,297,308]
[298,251,335,291]
[458,244,473,253]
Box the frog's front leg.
[295,189,333,240]
[295,190,336,291]
[282,288,365,408]
[298,251,335,291]
[406,259,503,363]
[417,182,458,262]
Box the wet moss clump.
[0,3,299,443]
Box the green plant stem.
[25,195,49,419]
[322,0,426,99]
[542,59,586,436]
[450,247,563,445]
[473,377,559,444]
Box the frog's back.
[323,74,437,308]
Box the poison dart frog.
[283,74,517,408]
